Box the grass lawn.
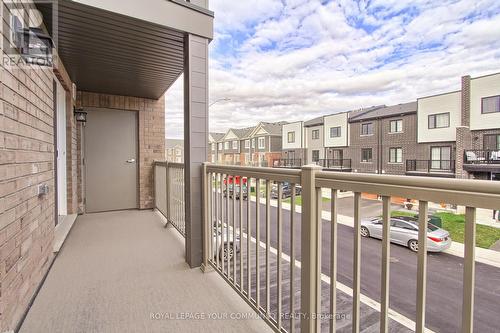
[392,211,500,249]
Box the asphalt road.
[215,195,500,333]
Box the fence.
[154,161,185,236]
[202,163,500,333]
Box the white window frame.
[232,140,238,149]
[258,137,265,149]
[330,126,341,138]
[245,140,250,148]
[389,147,403,163]
[389,119,403,133]
[224,141,230,150]
[218,143,222,150]
[428,113,450,129]
[312,129,320,140]
[361,123,373,135]
[251,139,255,148]
[287,131,295,143]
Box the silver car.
[212,220,240,261]
[360,216,451,252]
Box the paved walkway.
[20,210,272,333]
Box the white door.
[56,80,67,216]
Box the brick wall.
[76,92,165,209]
[346,120,380,173]
[1,2,57,330]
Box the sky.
[165,0,500,139]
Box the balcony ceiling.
[38,0,188,99]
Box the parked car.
[270,182,302,199]
[212,220,240,261]
[360,216,451,252]
[223,176,248,200]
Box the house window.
[484,134,500,150]
[430,146,452,170]
[224,141,230,150]
[481,95,500,114]
[389,119,403,133]
[361,123,373,135]
[428,113,450,129]
[287,131,295,143]
[389,147,402,163]
[361,148,372,162]
[245,140,250,148]
[312,129,320,140]
[232,140,238,149]
[218,143,222,150]
[258,137,265,149]
[312,150,320,162]
[330,126,341,138]
[211,144,215,151]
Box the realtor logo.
[3,0,56,68]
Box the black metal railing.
[317,158,352,170]
[464,150,500,164]
[406,159,455,173]
[272,158,302,168]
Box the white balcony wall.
[470,72,500,131]
[417,91,461,143]
[282,121,304,149]
[324,112,349,147]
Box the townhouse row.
[280,72,500,180]
[208,121,285,167]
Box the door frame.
[82,107,140,213]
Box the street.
[213,194,500,332]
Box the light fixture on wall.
[74,107,87,123]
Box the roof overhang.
[38,0,213,99]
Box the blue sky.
[166,0,500,138]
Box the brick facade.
[76,92,165,209]
[0,3,57,330]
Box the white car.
[212,220,240,261]
[360,216,451,252]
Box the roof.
[259,121,287,136]
[348,102,416,122]
[209,132,225,142]
[231,127,255,139]
[304,116,324,127]
[165,139,183,149]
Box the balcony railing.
[272,158,302,168]
[464,150,500,164]
[154,161,185,236]
[201,163,499,333]
[406,159,455,174]
[317,158,352,170]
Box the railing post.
[201,162,212,273]
[300,164,322,333]
[166,161,170,224]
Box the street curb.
[249,196,500,269]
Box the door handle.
[126,159,136,163]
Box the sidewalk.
[249,196,500,269]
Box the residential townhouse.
[219,127,253,165]
[165,139,184,163]
[277,72,500,182]
[208,132,224,163]
[304,116,325,164]
[281,121,306,167]
[246,122,285,167]
[210,122,285,167]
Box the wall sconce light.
[74,107,87,123]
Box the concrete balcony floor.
[20,210,272,333]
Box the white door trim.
[56,80,67,216]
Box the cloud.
[164,0,500,138]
